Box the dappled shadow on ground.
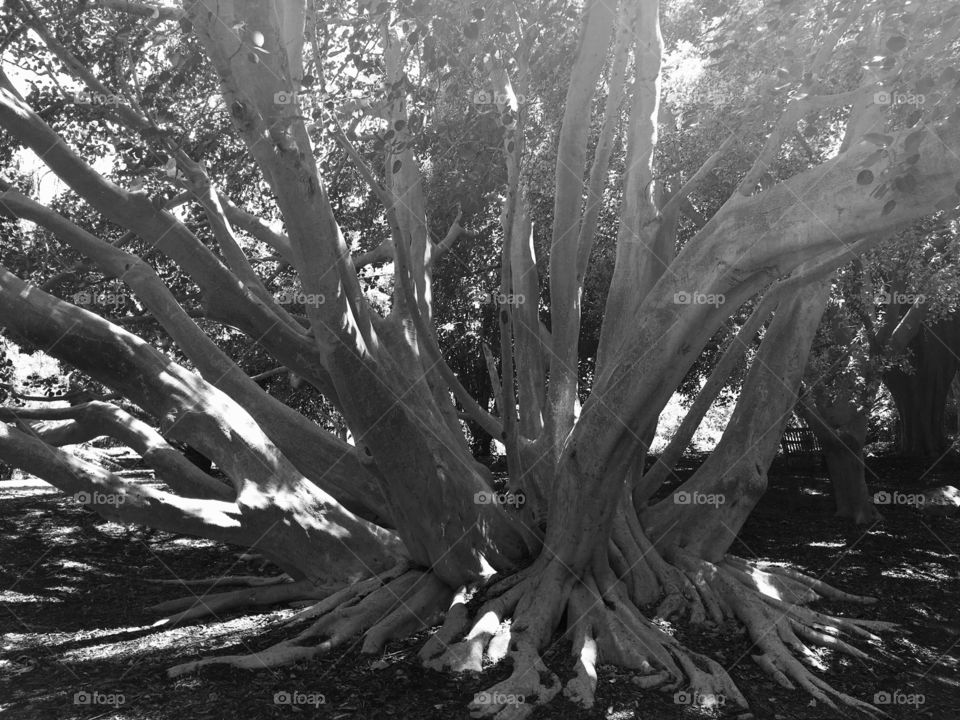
[0,460,958,719]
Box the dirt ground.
[1,456,958,719]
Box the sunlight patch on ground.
[61,609,295,664]
[806,541,846,548]
[881,566,948,581]
[4,609,296,667]
[57,560,102,574]
[0,477,58,499]
[41,526,84,544]
[160,537,223,550]
[0,590,64,603]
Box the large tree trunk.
[884,314,960,458]
[798,389,883,525]
[645,278,833,559]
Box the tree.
[2,0,960,716]
[798,222,960,523]
[884,312,960,457]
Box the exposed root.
[426,552,747,718]
[422,572,528,672]
[149,579,339,625]
[670,547,895,717]
[618,500,708,622]
[166,567,450,678]
[417,586,472,666]
[158,535,893,720]
[726,554,879,604]
[145,574,292,588]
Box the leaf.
[893,174,916,193]
[859,149,884,167]
[881,199,896,215]
[906,109,923,127]
[905,153,920,165]
[392,159,402,173]
[394,119,406,131]
[863,133,894,147]
[904,129,925,155]
[857,170,874,185]
[886,35,907,52]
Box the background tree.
[798,221,960,523]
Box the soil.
[1,455,958,719]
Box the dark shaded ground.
[1,456,958,720]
